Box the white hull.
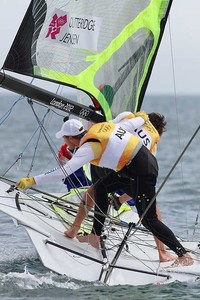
[0,180,200,286]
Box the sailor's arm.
[17,143,95,188]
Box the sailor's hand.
[134,111,149,122]
[17,177,35,189]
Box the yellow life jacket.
[119,112,160,155]
[80,122,142,172]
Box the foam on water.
[0,268,83,290]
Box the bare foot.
[64,224,80,238]
[77,233,100,249]
[168,253,194,268]
[159,251,176,262]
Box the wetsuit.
[92,146,186,257]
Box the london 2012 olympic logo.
[79,108,90,118]
[46,14,67,40]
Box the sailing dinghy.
[0,0,200,286]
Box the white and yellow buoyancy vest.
[119,112,160,155]
[80,122,142,172]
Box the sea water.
[0,92,199,299]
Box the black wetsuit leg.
[127,146,187,257]
[90,165,112,184]
[92,145,187,257]
[134,174,186,257]
[91,171,132,235]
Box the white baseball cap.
[56,119,85,139]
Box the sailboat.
[0,0,200,286]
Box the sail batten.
[2,0,173,120]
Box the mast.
[138,0,173,107]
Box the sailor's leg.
[135,175,193,266]
[154,206,176,262]
[65,185,95,238]
[78,171,130,247]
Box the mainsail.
[0,0,172,121]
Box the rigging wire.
[0,179,151,252]
[136,124,200,229]
[192,204,200,238]
[27,96,91,200]
[0,95,25,125]
[0,185,180,273]
[0,90,126,235]
[26,99,51,176]
[0,175,131,232]
[27,99,87,202]
[168,13,190,238]
[0,98,56,178]
[0,91,94,224]
[0,76,91,205]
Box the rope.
[136,124,200,226]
